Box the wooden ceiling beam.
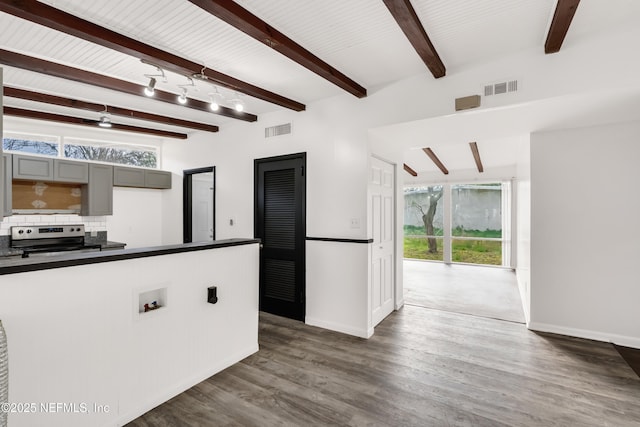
[0,0,304,111]
[4,86,219,133]
[469,142,484,173]
[4,106,188,139]
[403,163,418,177]
[383,0,445,78]
[0,49,257,122]
[422,147,448,175]
[187,0,367,98]
[545,0,581,54]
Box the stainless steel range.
[10,225,102,258]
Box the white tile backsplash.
[0,214,107,235]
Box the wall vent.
[494,82,507,95]
[265,123,292,138]
[483,79,519,96]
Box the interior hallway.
[403,260,525,323]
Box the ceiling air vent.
[265,123,292,138]
[483,79,519,97]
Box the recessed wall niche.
[12,180,82,213]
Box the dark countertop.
[0,240,126,258]
[0,248,23,258]
[0,238,260,275]
[102,241,127,249]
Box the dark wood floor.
[127,306,640,427]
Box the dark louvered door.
[255,153,306,321]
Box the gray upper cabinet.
[2,154,11,217]
[13,154,54,180]
[13,155,90,183]
[145,170,172,189]
[113,166,145,187]
[81,164,113,216]
[53,159,89,183]
[113,166,171,189]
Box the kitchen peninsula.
[0,238,260,427]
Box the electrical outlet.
[350,218,360,229]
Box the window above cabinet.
[3,132,159,169]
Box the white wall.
[0,244,259,427]
[306,241,371,338]
[529,121,640,348]
[157,22,640,339]
[4,22,640,341]
[108,186,164,248]
[162,97,374,337]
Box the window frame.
[404,180,512,267]
[2,132,160,169]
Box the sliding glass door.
[404,182,510,267]
[404,186,444,261]
[451,183,503,266]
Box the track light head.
[98,115,112,128]
[178,88,188,104]
[231,92,244,112]
[209,90,223,112]
[144,77,156,97]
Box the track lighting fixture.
[141,60,166,97]
[98,115,112,128]
[192,65,209,81]
[178,88,188,104]
[177,77,195,105]
[98,105,112,128]
[209,88,223,111]
[144,77,156,97]
[232,93,244,112]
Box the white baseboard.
[117,344,259,426]
[395,298,405,311]
[306,316,372,339]
[528,322,640,349]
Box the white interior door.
[370,156,395,326]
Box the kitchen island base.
[0,240,259,427]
